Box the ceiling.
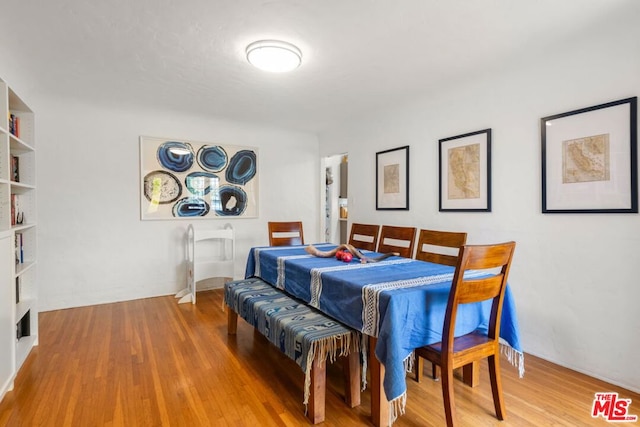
[0,0,635,133]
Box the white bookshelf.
[0,78,37,402]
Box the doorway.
[322,153,348,243]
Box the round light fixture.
[246,40,302,73]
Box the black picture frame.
[439,129,492,212]
[541,97,638,213]
[376,145,409,210]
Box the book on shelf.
[16,310,30,340]
[11,155,19,182]
[15,276,20,303]
[10,194,16,226]
[8,112,20,138]
[10,193,23,226]
[10,193,21,226]
[15,232,23,265]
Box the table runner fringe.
[404,351,415,374]
[384,352,415,425]
[361,334,368,391]
[303,330,362,407]
[389,392,407,426]
[501,343,525,378]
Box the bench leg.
[308,356,326,424]
[227,308,238,335]
[343,352,361,408]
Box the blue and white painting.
[140,136,258,220]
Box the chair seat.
[419,331,498,369]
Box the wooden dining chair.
[414,229,467,382]
[414,229,468,266]
[376,225,416,258]
[348,223,380,251]
[268,221,304,246]
[414,241,516,427]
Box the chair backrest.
[442,242,516,351]
[414,229,467,266]
[268,221,304,246]
[377,225,417,258]
[348,223,380,251]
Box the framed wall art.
[541,97,637,213]
[376,145,409,210]
[439,129,491,212]
[140,136,259,220]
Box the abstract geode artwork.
[140,136,258,219]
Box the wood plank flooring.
[1,289,638,426]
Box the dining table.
[244,243,524,426]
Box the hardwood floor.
[1,289,638,426]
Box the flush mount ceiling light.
[246,40,302,73]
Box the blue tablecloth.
[244,244,524,408]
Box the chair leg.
[462,361,479,387]
[488,355,506,420]
[414,354,440,382]
[432,362,440,381]
[441,365,457,427]
[415,353,423,382]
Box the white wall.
[33,98,319,310]
[319,13,640,392]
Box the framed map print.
[439,129,491,212]
[541,97,637,213]
[140,136,259,220]
[376,146,409,210]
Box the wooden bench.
[224,277,361,424]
